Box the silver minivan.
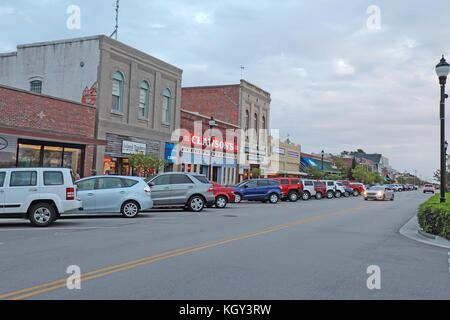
[147,172,215,212]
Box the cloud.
[194,12,212,24]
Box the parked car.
[0,167,82,227]
[146,172,214,212]
[271,177,303,202]
[423,184,435,194]
[313,181,327,200]
[363,186,394,201]
[233,179,282,203]
[191,175,235,208]
[300,179,317,200]
[336,182,351,197]
[392,184,402,192]
[337,180,365,196]
[321,180,346,198]
[70,175,152,217]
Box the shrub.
[417,194,450,240]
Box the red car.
[337,180,365,196]
[208,182,236,208]
[271,178,303,202]
[313,181,327,200]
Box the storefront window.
[18,144,41,167]
[63,148,81,175]
[43,146,63,167]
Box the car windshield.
[369,186,385,191]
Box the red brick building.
[0,85,106,177]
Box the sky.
[1,0,449,181]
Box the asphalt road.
[0,190,449,300]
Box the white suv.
[0,168,82,227]
[300,179,317,200]
[321,180,346,198]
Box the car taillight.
[66,187,75,200]
[207,187,214,192]
[144,185,151,195]
[432,187,435,190]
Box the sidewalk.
[399,214,450,249]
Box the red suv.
[337,180,365,196]
[313,181,327,200]
[209,181,236,208]
[271,178,303,202]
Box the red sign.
[182,133,238,153]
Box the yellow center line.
[1,202,384,300]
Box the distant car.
[423,184,435,194]
[271,177,303,202]
[192,175,235,209]
[71,175,152,217]
[313,181,327,200]
[0,167,82,227]
[147,172,215,212]
[233,179,282,203]
[363,186,394,201]
[336,182,351,197]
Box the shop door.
[212,166,219,182]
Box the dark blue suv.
[233,179,283,203]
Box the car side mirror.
[148,182,155,187]
[242,185,248,188]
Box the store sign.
[182,133,238,153]
[122,140,146,155]
[245,147,266,156]
[287,150,300,158]
[0,135,17,153]
[164,142,177,163]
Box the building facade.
[179,109,238,185]
[0,85,105,177]
[0,35,182,175]
[181,80,271,182]
[267,137,304,177]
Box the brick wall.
[181,85,240,126]
[0,86,96,138]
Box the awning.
[301,155,340,174]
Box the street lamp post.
[321,150,324,172]
[435,55,450,203]
[208,116,216,181]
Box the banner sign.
[122,140,146,155]
[182,133,238,154]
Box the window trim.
[139,81,150,118]
[112,71,124,112]
[162,88,172,124]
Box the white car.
[321,180,346,198]
[300,179,317,200]
[0,168,82,226]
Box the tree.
[305,166,324,179]
[334,158,347,177]
[351,165,367,183]
[127,154,166,177]
[326,173,344,180]
[251,168,261,178]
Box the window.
[193,175,209,184]
[152,174,171,186]
[44,171,64,185]
[139,81,149,118]
[10,171,37,187]
[122,178,139,187]
[313,181,324,187]
[0,172,5,187]
[247,180,258,188]
[170,174,193,184]
[112,71,124,112]
[162,88,171,124]
[281,179,289,185]
[304,181,313,186]
[97,177,124,189]
[327,182,333,186]
[257,180,269,187]
[253,113,258,131]
[245,110,249,130]
[30,80,42,93]
[291,179,300,184]
[77,179,95,191]
[262,116,266,130]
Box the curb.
[399,214,450,249]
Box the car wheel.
[353,189,359,196]
[391,195,394,201]
[344,191,350,197]
[364,198,368,201]
[215,195,228,208]
[188,196,205,212]
[302,191,311,200]
[29,202,57,227]
[269,193,279,204]
[234,193,242,203]
[288,191,299,202]
[121,200,140,218]
[326,191,334,199]
[335,191,342,198]
[315,192,322,200]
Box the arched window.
[139,81,149,118]
[30,80,42,94]
[162,88,171,123]
[112,71,124,112]
[262,115,266,130]
[245,110,249,130]
[253,113,258,132]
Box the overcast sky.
[1,0,449,181]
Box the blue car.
[68,175,153,218]
[233,179,283,203]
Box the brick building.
[178,109,239,185]
[0,35,182,175]
[0,85,105,177]
[182,80,271,182]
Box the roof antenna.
[240,65,245,79]
[110,0,119,40]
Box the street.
[0,191,448,300]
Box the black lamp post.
[321,150,324,172]
[208,116,216,181]
[435,56,450,203]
